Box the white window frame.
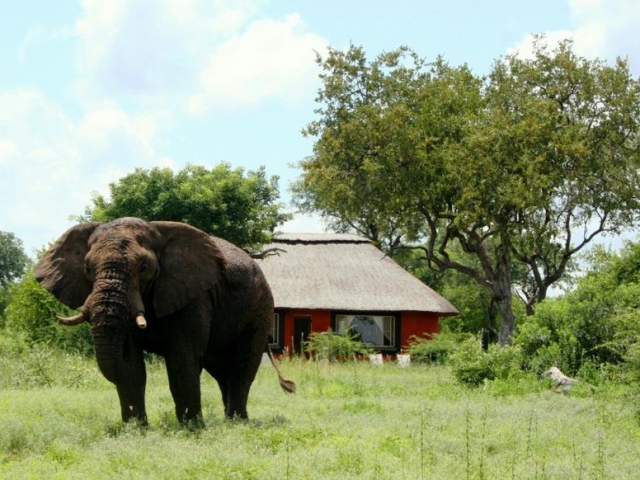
[270,313,280,348]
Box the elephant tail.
[265,346,296,394]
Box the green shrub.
[4,271,93,355]
[514,281,640,377]
[513,244,640,380]
[450,338,494,386]
[407,332,467,364]
[305,329,373,361]
[450,337,522,387]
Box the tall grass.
[0,350,639,478]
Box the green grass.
[1,352,640,479]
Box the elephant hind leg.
[225,381,252,419]
[206,365,252,420]
[204,366,229,414]
[209,327,267,420]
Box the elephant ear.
[151,221,226,318]
[34,223,100,309]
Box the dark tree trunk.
[491,239,515,346]
[496,294,515,346]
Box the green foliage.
[4,270,93,355]
[305,329,373,361]
[515,243,640,378]
[450,338,522,387]
[407,332,466,364]
[295,39,640,343]
[83,163,291,251]
[0,231,28,287]
[0,231,30,323]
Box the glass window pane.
[335,314,395,347]
[270,313,280,346]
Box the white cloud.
[72,0,263,99]
[188,14,326,114]
[72,0,326,113]
[511,0,640,71]
[2,1,329,252]
[0,88,162,254]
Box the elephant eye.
[84,260,92,276]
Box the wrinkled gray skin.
[35,218,294,425]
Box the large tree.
[0,230,29,321]
[295,40,640,344]
[83,163,291,252]
[0,231,28,287]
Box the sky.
[1,0,639,256]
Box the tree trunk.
[496,294,515,345]
[493,239,515,346]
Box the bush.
[407,332,467,364]
[450,337,522,387]
[305,329,373,361]
[513,243,640,381]
[450,338,494,386]
[3,271,93,355]
[514,280,640,377]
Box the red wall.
[280,309,440,352]
[282,310,332,349]
[400,312,439,352]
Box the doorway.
[293,316,312,357]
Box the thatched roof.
[256,233,458,315]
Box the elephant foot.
[177,408,205,430]
[180,415,205,431]
[225,409,249,421]
[121,405,148,426]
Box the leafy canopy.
[0,231,29,321]
[0,231,29,287]
[83,163,292,251]
[295,39,640,344]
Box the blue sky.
[1,0,639,255]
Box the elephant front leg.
[116,381,148,425]
[165,357,204,427]
[115,350,148,425]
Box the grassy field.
[1,350,639,479]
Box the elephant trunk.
[92,321,130,384]
[84,262,148,387]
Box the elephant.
[34,217,295,425]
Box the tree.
[295,40,640,344]
[0,231,29,321]
[0,231,28,287]
[83,163,292,252]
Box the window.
[270,313,281,348]
[335,314,396,348]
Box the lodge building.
[256,233,458,355]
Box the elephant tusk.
[57,312,85,326]
[135,313,147,329]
